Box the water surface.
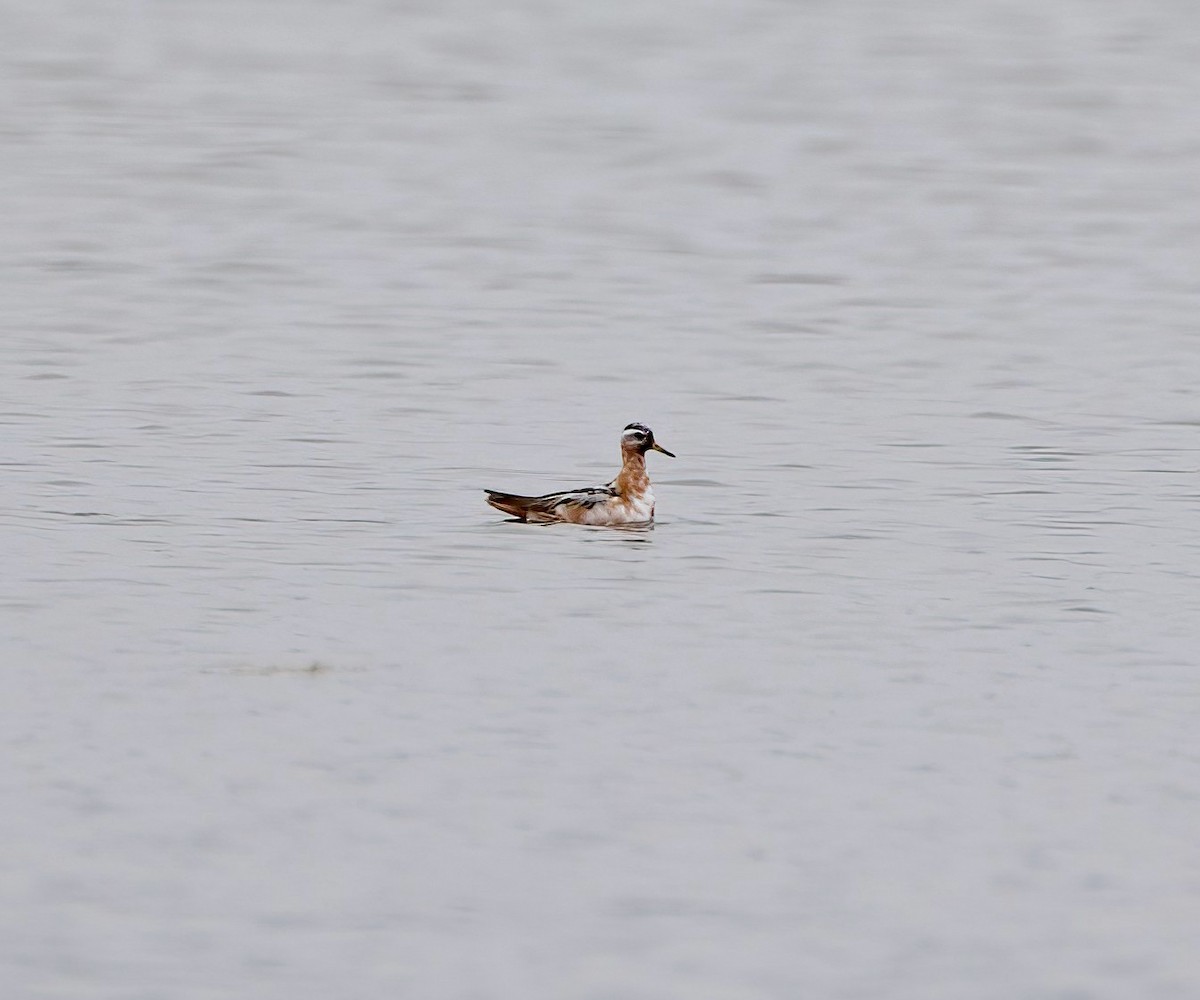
[4,2,1200,998]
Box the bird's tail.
[484,490,537,520]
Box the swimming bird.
[485,423,675,525]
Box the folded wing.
[484,486,615,522]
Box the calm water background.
[4,1,1200,997]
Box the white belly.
[579,488,655,526]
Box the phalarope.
[485,423,675,525]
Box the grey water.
[4,1,1200,997]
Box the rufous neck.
[615,447,649,496]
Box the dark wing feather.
[485,485,615,521]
